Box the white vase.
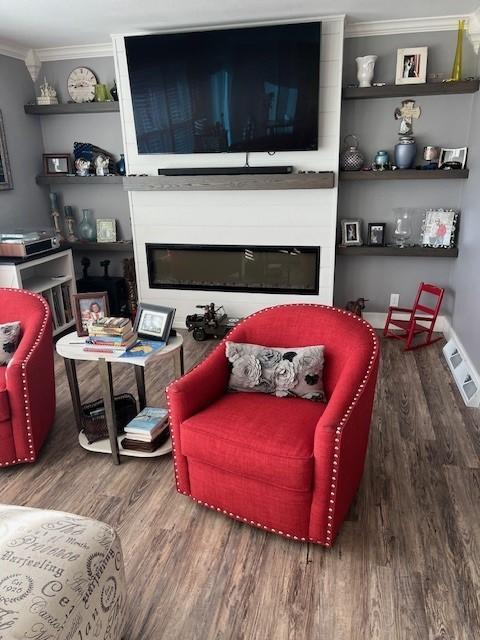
[356,55,377,88]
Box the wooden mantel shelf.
[123,172,335,191]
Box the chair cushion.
[181,392,325,492]
[226,341,326,401]
[0,367,10,422]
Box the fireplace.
[146,244,320,295]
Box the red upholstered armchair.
[0,288,55,467]
[167,304,379,547]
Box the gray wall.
[0,54,51,230]
[450,63,480,370]
[39,57,131,277]
[334,31,476,314]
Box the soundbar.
[158,166,293,176]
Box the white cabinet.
[0,249,77,336]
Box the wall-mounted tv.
[125,22,321,155]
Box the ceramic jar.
[340,134,365,171]
[356,55,377,88]
[374,150,389,170]
[394,138,417,169]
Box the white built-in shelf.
[22,274,73,294]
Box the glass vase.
[393,208,414,248]
[78,209,96,241]
[451,20,465,81]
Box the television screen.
[125,23,321,154]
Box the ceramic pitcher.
[356,55,377,88]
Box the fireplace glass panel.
[146,244,319,295]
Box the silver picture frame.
[421,208,459,249]
[0,110,13,191]
[341,219,363,246]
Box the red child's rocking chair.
[383,282,445,351]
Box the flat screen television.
[125,22,321,155]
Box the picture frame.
[439,147,468,170]
[367,223,386,246]
[73,291,110,337]
[395,47,428,85]
[421,209,459,249]
[96,218,117,243]
[43,153,72,176]
[341,219,363,246]
[0,110,13,191]
[134,303,176,342]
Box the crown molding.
[0,39,28,60]
[345,14,469,38]
[36,42,113,62]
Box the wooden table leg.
[98,358,120,465]
[135,365,146,410]
[63,358,83,432]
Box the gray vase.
[394,138,417,169]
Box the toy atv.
[186,303,232,341]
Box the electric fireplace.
[146,244,320,295]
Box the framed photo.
[395,47,428,85]
[96,218,117,243]
[43,153,72,175]
[0,110,13,191]
[134,303,176,342]
[421,209,459,248]
[367,223,386,246]
[341,219,363,246]
[73,291,110,336]
[439,147,468,170]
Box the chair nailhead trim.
[166,303,379,548]
[0,289,50,468]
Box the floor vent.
[443,339,480,407]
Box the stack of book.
[85,317,138,354]
[121,407,169,452]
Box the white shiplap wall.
[112,17,344,325]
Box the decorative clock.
[67,67,97,103]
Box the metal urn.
[340,134,365,171]
[394,137,417,169]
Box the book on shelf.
[121,426,170,452]
[61,282,73,322]
[51,287,63,326]
[125,407,168,441]
[41,290,57,329]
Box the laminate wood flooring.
[1,333,479,640]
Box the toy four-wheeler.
[185,303,231,341]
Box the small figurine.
[75,157,91,177]
[186,303,238,341]
[64,205,78,242]
[345,298,368,318]
[49,192,64,241]
[394,99,421,138]
[36,77,58,105]
[94,153,109,176]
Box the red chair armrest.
[167,341,230,494]
[309,340,379,543]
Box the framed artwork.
[0,110,13,191]
[421,209,458,248]
[367,223,386,246]
[439,147,468,169]
[395,47,428,85]
[133,303,175,342]
[73,291,110,336]
[96,219,117,243]
[341,219,363,246]
[43,153,72,175]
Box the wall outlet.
[390,293,400,307]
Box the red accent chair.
[167,305,379,547]
[383,282,444,351]
[0,288,55,467]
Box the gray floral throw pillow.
[226,341,326,401]
[0,321,21,365]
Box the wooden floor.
[1,332,479,640]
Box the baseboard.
[363,312,448,332]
